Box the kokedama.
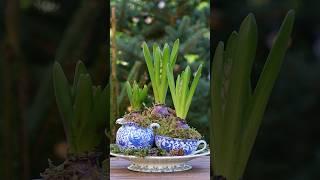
[211,10,295,180]
[41,61,107,179]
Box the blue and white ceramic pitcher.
[116,118,160,151]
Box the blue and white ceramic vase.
[116,118,160,151]
[155,135,207,155]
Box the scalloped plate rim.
[110,149,210,160]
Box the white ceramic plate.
[110,149,210,172]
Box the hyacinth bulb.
[151,105,171,118]
[176,119,189,129]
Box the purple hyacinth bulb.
[177,120,189,129]
[151,105,170,117]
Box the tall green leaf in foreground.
[44,60,106,179]
[53,61,107,155]
[211,10,295,180]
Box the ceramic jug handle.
[116,118,125,125]
[149,123,160,129]
[192,140,207,155]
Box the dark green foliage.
[214,1,320,179]
[53,61,107,155]
[0,1,106,179]
[52,62,75,146]
[47,61,107,179]
[211,11,295,180]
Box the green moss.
[110,144,210,157]
[122,111,153,128]
[110,144,121,154]
[110,144,168,157]
[122,106,173,128]
[121,106,202,139]
[155,119,202,139]
[123,148,149,157]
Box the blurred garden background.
[109,0,210,143]
[0,0,107,179]
[213,0,320,179]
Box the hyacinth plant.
[167,64,203,120]
[142,39,179,105]
[211,10,295,180]
[125,81,148,112]
[42,61,107,179]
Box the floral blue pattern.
[116,123,155,151]
[155,135,206,155]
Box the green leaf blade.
[160,44,170,103]
[154,45,161,99]
[236,10,295,178]
[170,39,180,67]
[180,66,191,118]
[223,13,258,179]
[184,64,203,119]
[143,42,159,103]
[210,42,225,175]
[73,74,93,153]
[167,64,177,109]
[52,62,74,150]
[73,61,88,99]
